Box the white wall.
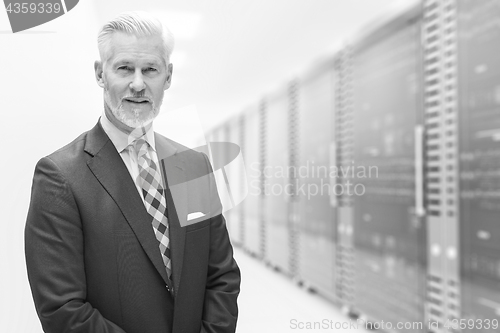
[0,1,101,331]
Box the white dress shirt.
[100,111,163,203]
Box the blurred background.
[2,0,500,332]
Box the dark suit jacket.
[25,121,241,333]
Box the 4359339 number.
[444,318,499,330]
[5,2,61,14]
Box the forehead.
[106,32,166,66]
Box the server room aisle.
[233,247,370,333]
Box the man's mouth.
[123,97,150,104]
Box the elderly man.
[25,11,240,333]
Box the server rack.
[262,85,293,274]
[350,3,426,331]
[242,103,266,258]
[457,0,500,332]
[422,1,461,332]
[334,47,356,312]
[207,125,231,216]
[225,116,245,247]
[296,59,337,301]
[288,80,301,278]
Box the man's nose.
[129,70,146,92]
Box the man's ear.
[164,63,173,90]
[94,60,105,88]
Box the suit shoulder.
[40,130,90,171]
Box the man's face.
[95,32,173,131]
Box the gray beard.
[104,91,160,129]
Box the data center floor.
[233,247,370,333]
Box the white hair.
[97,11,175,65]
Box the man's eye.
[117,66,131,71]
[145,67,157,72]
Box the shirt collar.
[100,110,156,153]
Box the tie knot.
[132,138,149,152]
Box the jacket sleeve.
[200,153,241,333]
[25,157,127,333]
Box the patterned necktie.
[133,138,173,288]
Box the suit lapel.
[84,122,170,287]
[155,134,187,296]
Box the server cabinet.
[457,0,500,331]
[263,86,293,274]
[334,48,356,311]
[243,103,265,257]
[205,126,220,146]
[422,1,461,331]
[225,116,246,247]
[207,125,230,214]
[296,60,337,300]
[350,4,426,331]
